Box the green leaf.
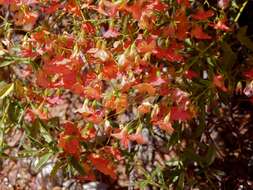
[7,102,22,122]
[69,156,85,175]
[221,43,236,72]
[182,147,202,166]
[35,151,53,172]
[0,50,6,56]
[34,119,53,143]
[18,149,41,157]
[236,26,253,51]
[206,57,215,67]
[177,172,185,190]
[0,83,14,99]
[40,126,53,143]
[50,161,64,177]
[0,60,15,68]
[202,145,216,166]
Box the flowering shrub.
[0,0,252,189]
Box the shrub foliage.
[0,0,252,189]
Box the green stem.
[234,0,248,23]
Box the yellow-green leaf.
[0,83,14,99]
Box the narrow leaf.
[0,83,14,99]
[35,151,53,172]
[0,60,15,68]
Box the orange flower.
[156,121,174,134]
[104,94,128,113]
[58,122,82,159]
[138,102,152,114]
[136,37,156,53]
[58,136,80,158]
[111,129,130,149]
[24,108,48,123]
[134,83,156,95]
[129,133,147,145]
[88,153,117,179]
[102,146,122,161]
[13,11,38,26]
[84,86,101,100]
[80,126,96,141]
[115,94,128,113]
[82,109,104,124]
[102,61,118,79]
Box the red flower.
[83,85,102,100]
[184,70,199,80]
[136,35,157,53]
[146,0,168,11]
[243,69,253,79]
[82,22,96,34]
[154,47,184,62]
[213,75,228,92]
[177,0,190,7]
[41,2,61,14]
[125,0,146,20]
[82,109,104,124]
[210,19,230,31]
[58,136,80,158]
[192,25,211,40]
[36,71,51,88]
[76,162,96,182]
[192,9,214,20]
[102,61,118,79]
[103,146,122,161]
[175,8,189,40]
[20,47,39,58]
[170,107,192,121]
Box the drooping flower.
[129,128,147,145]
[184,70,199,80]
[213,75,228,92]
[210,19,230,31]
[111,128,130,149]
